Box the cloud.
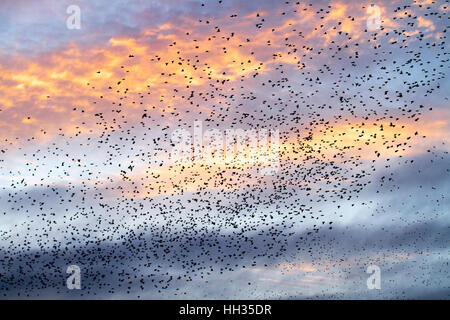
[0,0,448,300]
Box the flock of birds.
[0,0,448,298]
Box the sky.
[0,0,449,299]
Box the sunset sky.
[0,0,448,299]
